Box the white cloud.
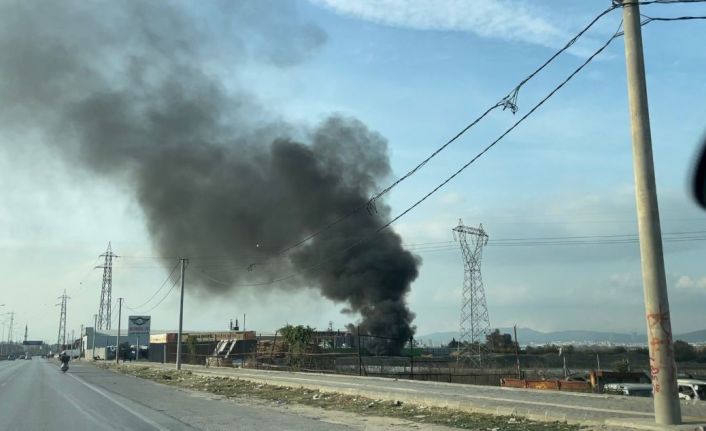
[675,275,706,290]
[438,191,464,206]
[677,275,695,289]
[311,0,569,48]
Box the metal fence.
[144,333,520,387]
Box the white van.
[678,379,706,401]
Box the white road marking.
[67,371,170,431]
[63,392,105,428]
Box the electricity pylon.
[56,290,69,351]
[452,220,491,366]
[96,242,117,330]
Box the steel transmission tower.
[96,242,117,330]
[6,312,14,343]
[452,220,491,365]
[56,290,69,350]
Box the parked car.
[7,355,16,361]
[678,379,706,401]
[604,383,653,397]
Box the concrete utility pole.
[92,314,97,360]
[116,297,123,365]
[620,0,681,424]
[176,258,187,370]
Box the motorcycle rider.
[59,350,70,370]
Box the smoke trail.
[0,0,418,352]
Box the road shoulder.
[96,361,585,430]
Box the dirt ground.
[98,363,587,431]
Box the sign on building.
[23,340,43,346]
[128,315,151,336]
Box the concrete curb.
[605,418,706,431]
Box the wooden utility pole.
[620,0,680,424]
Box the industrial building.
[82,327,153,360]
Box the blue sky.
[1,0,706,342]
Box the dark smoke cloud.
[0,0,418,351]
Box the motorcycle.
[60,362,69,373]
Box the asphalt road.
[0,358,359,431]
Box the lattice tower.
[56,290,68,350]
[6,312,13,343]
[96,242,117,330]
[452,220,491,365]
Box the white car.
[604,383,653,397]
[678,379,706,401]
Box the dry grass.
[100,363,583,431]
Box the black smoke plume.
[0,1,418,352]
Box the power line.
[634,0,706,5]
[251,0,703,267]
[405,229,706,247]
[105,5,705,286]
[641,14,706,24]
[402,235,706,253]
[129,274,181,314]
[66,255,101,297]
[187,229,706,270]
[225,4,623,268]
[367,4,621,210]
[194,22,629,288]
[89,3,706,280]
[125,260,181,310]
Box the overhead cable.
[126,260,181,310]
[197,24,626,288]
[254,4,622,263]
[126,275,181,314]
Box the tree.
[447,338,460,348]
[279,325,315,369]
[485,329,514,352]
[612,358,630,373]
[186,335,197,364]
[673,340,697,362]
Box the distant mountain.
[417,327,706,346]
[416,331,459,346]
[676,329,706,343]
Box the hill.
[416,327,706,346]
